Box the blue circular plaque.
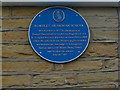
[29,7,90,63]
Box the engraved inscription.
[31,24,88,57]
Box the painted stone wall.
[2,7,119,89]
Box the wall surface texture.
[2,6,119,89]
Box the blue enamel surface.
[29,7,90,63]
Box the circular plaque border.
[28,6,90,63]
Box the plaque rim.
[28,6,90,63]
